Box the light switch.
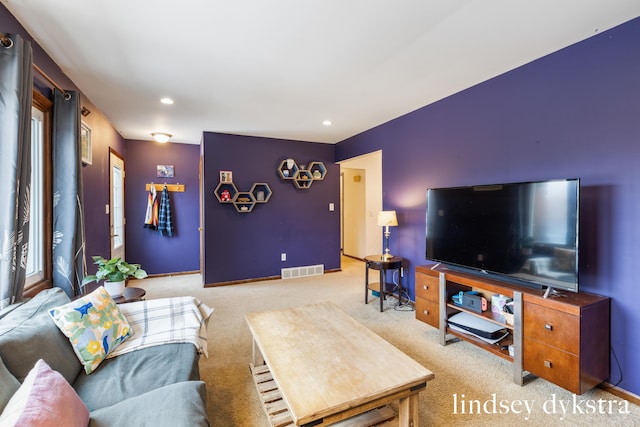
[329,203,335,211]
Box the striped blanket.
[107,296,214,359]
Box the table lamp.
[377,211,398,260]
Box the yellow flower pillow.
[49,287,133,374]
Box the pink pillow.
[0,359,89,427]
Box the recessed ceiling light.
[151,132,172,143]
[322,120,332,126]
[160,97,174,105]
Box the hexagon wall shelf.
[215,181,271,213]
[278,159,326,189]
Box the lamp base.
[382,251,393,261]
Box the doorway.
[339,151,383,260]
[109,149,125,260]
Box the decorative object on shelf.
[377,211,398,260]
[81,256,148,297]
[214,180,272,213]
[220,170,233,183]
[277,158,326,189]
[157,164,174,178]
[502,302,515,326]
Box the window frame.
[23,90,53,298]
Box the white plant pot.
[104,280,125,297]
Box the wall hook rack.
[146,183,185,192]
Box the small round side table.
[364,255,404,312]
[112,287,146,304]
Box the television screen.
[426,179,579,292]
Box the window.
[23,91,52,296]
[25,107,44,285]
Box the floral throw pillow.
[49,286,133,374]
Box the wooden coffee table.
[245,302,434,426]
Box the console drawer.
[415,272,439,302]
[524,338,580,394]
[416,297,439,328]
[524,302,579,354]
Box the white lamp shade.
[377,211,398,227]
[151,132,172,143]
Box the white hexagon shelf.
[215,181,271,213]
[278,159,326,189]
[308,162,326,180]
[250,183,272,203]
[233,191,255,213]
[277,159,298,180]
[214,182,238,203]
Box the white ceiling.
[3,0,639,144]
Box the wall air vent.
[281,264,324,279]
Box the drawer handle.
[544,360,553,368]
[423,285,428,290]
[544,323,553,331]
[423,310,429,315]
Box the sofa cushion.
[74,342,201,411]
[0,359,89,427]
[0,356,20,413]
[88,381,209,427]
[0,288,81,383]
[49,286,133,374]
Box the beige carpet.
[135,257,639,426]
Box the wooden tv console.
[415,265,610,395]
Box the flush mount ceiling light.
[151,132,172,143]
[160,97,174,105]
[322,120,332,126]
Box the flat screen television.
[426,179,579,292]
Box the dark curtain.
[52,89,86,298]
[0,33,33,308]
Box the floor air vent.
[281,264,324,279]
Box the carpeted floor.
[135,256,639,426]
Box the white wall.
[339,151,382,259]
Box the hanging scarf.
[157,186,173,237]
[143,185,158,230]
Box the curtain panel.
[52,89,86,298]
[0,33,33,308]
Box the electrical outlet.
[281,253,286,262]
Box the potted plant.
[82,256,148,297]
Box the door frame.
[109,148,126,260]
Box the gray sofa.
[0,288,210,426]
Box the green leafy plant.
[81,256,148,286]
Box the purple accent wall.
[81,131,126,269]
[124,140,201,274]
[202,132,340,284]
[337,18,640,395]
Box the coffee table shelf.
[250,363,397,427]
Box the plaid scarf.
[157,186,173,236]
